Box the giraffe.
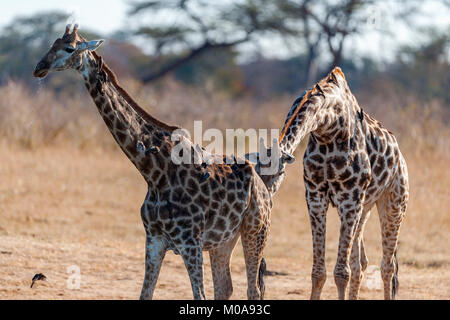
[278,67,409,300]
[245,138,296,196]
[243,140,295,284]
[33,24,273,300]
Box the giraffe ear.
[86,40,105,51]
[327,72,338,85]
[77,40,105,52]
[315,84,325,96]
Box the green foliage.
[174,48,243,94]
[0,6,447,106]
[130,0,301,54]
[240,55,380,98]
[392,29,450,104]
[134,47,244,96]
[128,0,302,83]
[240,56,308,98]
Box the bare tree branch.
[141,36,250,82]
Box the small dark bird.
[30,273,47,288]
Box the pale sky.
[0,0,128,32]
[0,0,448,63]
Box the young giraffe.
[245,138,296,196]
[278,67,409,300]
[33,25,273,300]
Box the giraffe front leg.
[140,235,167,300]
[179,244,206,300]
[306,187,329,300]
[209,234,240,300]
[349,208,371,300]
[334,202,363,300]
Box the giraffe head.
[246,138,295,194]
[33,24,104,78]
[254,139,295,172]
[279,67,351,148]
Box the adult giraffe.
[278,67,409,300]
[33,24,273,300]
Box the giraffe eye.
[64,47,75,53]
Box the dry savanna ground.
[0,80,449,299]
[0,139,449,300]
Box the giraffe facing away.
[33,25,274,300]
[278,67,409,300]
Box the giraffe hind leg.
[240,207,270,300]
[376,191,406,300]
[360,237,368,273]
[209,233,240,300]
[349,207,371,300]
[241,228,268,300]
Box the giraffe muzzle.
[33,61,50,78]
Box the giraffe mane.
[90,51,180,133]
[279,67,347,141]
[279,91,312,141]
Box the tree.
[128,0,300,83]
[130,0,443,89]
[295,0,371,85]
[393,28,450,104]
[130,0,388,86]
[273,0,424,87]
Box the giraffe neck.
[78,51,178,185]
[261,171,286,196]
[279,88,360,155]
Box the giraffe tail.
[258,258,266,299]
[392,249,399,299]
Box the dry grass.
[0,80,449,299]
